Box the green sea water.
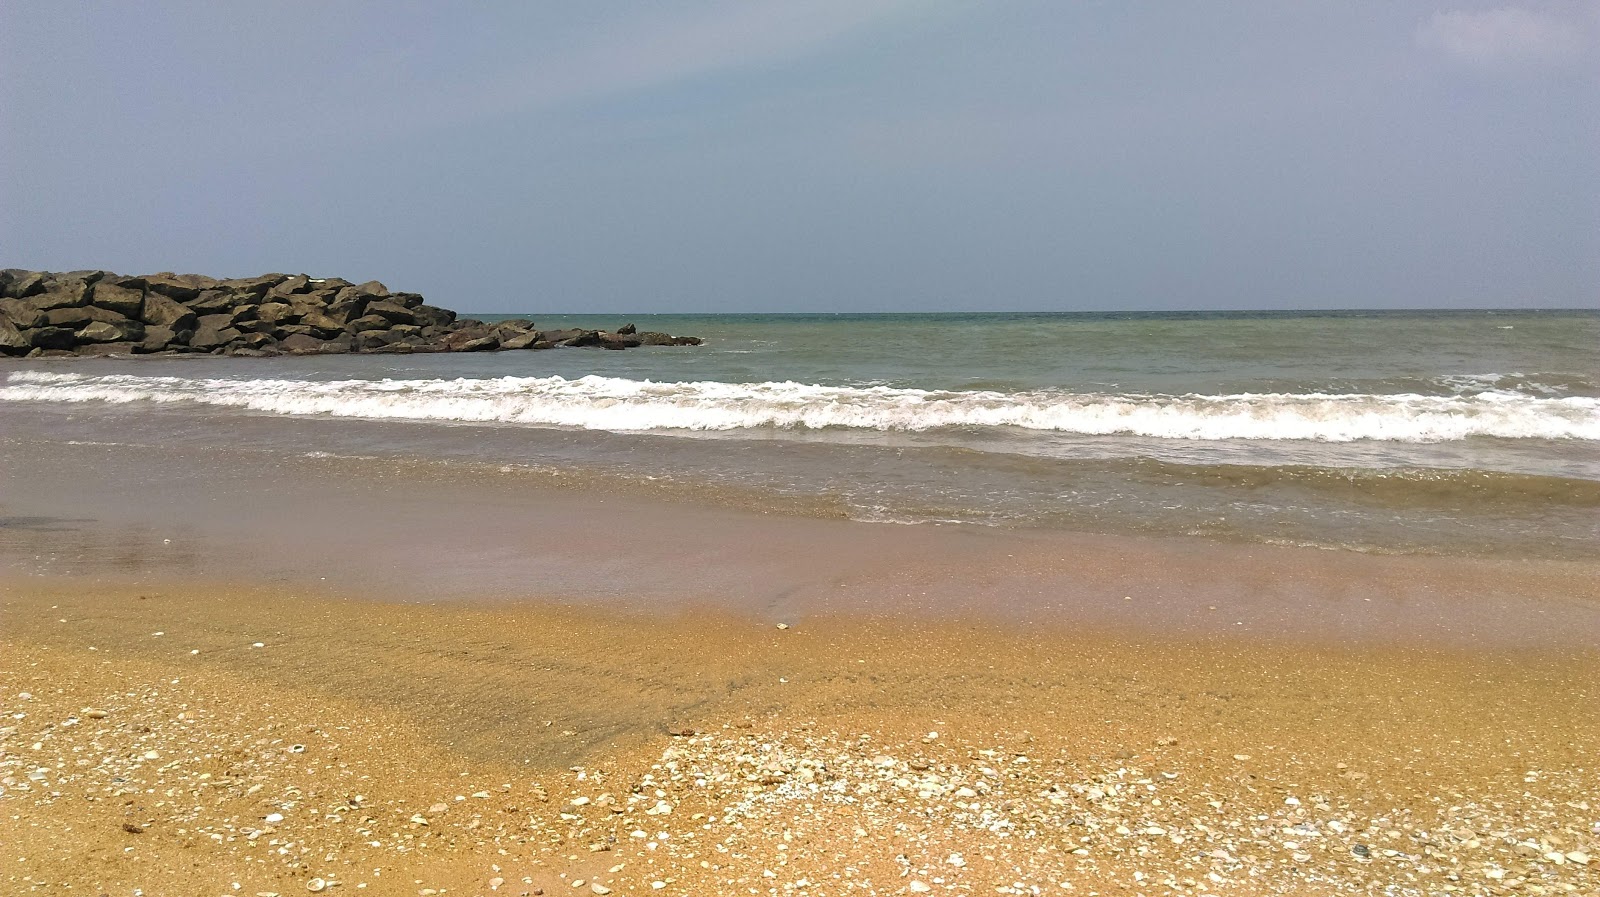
[3,310,1597,557]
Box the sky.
[2,2,1596,313]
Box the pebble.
[85,709,108,719]
[305,878,327,892]
[909,881,931,893]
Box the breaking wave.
[3,371,1597,443]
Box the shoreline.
[5,578,1597,896]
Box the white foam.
[3,370,1597,443]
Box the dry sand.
[4,578,1597,897]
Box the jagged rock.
[2,270,46,299]
[189,323,241,350]
[279,333,325,354]
[28,327,78,350]
[0,298,48,328]
[299,312,345,335]
[90,281,145,317]
[31,280,93,310]
[235,332,275,350]
[1,269,702,358]
[143,274,203,302]
[44,305,128,328]
[78,319,146,343]
[500,330,545,350]
[257,301,296,324]
[141,293,198,331]
[362,300,415,325]
[185,290,235,314]
[412,304,456,327]
[218,274,286,297]
[346,314,393,333]
[268,274,311,297]
[140,324,178,352]
[0,319,32,355]
[74,341,141,356]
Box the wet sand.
[3,437,1600,895]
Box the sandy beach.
[5,568,1598,897]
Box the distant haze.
[2,2,1596,313]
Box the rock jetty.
[0,269,702,358]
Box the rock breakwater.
[0,269,701,358]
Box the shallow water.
[3,309,1596,558]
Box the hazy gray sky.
[2,2,1596,312]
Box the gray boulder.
[362,299,415,324]
[0,297,48,328]
[78,319,146,343]
[189,324,241,350]
[31,280,92,310]
[0,319,32,355]
[140,293,198,331]
[90,281,145,317]
[185,290,235,314]
[28,327,78,350]
[44,305,129,328]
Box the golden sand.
[4,579,1596,896]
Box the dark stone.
[185,290,235,314]
[541,328,585,343]
[279,333,325,354]
[352,280,390,297]
[59,270,108,285]
[89,281,145,317]
[500,330,545,350]
[189,324,241,350]
[256,301,296,324]
[318,333,354,354]
[140,324,177,352]
[411,304,456,327]
[229,305,260,325]
[28,327,78,350]
[78,319,145,343]
[362,300,415,325]
[346,314,393,333]
[75,341,140,357]
[196,313,235,332]
[217,274,286,297]
[353,330,396,351]
[268,274,311,297]
[0,319,31,355]
[142,274,201,301]
[323,297,368,324]
[617,323,637,335]
[0,297,48,328]
[31,280,93,310]
[44,305,127,328]
[390,292,424,309]
[2,270,45,299]
[140,292,198,331]
[235,332,275,350]
[299,312,345,335]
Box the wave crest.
[3,371,1597,442]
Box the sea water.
[2,310,1596,558]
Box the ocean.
[2,310,1596,560]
